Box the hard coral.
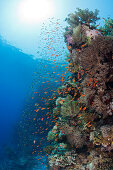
[48,150,77,168]
[47,125,59,141]
[60,95,79,117]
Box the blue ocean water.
[0,35,68,169]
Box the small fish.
[35,109,39,112]
[76,49,81,52]
[72,78,76,83]
[67,46,71,50]
[89,78,92,82]
[41,108,45,110]
[79,106,82,110]
[66,59,70,62]
[81,44,86,47]
[83,106,86,111]
[51,54,55,56]
[68,62,72,66]
[81,94,85,97]
[44,92,48,94]
[33,140,36,144]
[88,124,92,127]
[78,114,82,117]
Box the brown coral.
[71,36,113,118]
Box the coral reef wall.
[46,8,113,170]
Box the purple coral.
[86,29,102,39]
[66,35,73,45]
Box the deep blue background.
[0,37,66,153]
[0,37,37,147]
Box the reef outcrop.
[46,8,113,170]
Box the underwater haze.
[0,0,113,169]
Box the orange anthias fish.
[35,109,39,112]
[76,49,81,52]
[81,44,86,48]
[67,46,71,50]
[41,108,46,110]
[83,106,86,111]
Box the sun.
[18,0,55,24]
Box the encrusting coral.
[45,8,113,170]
